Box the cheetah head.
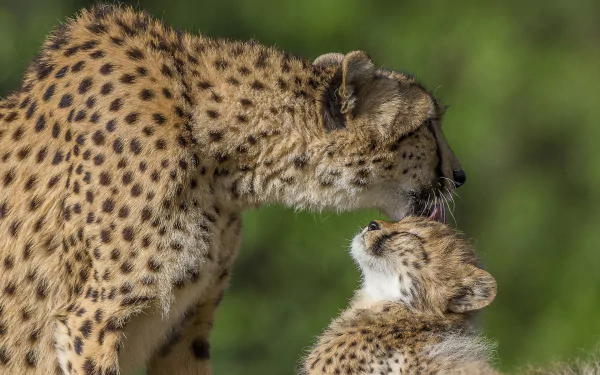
[301,51,465,221]
[350,217,496,316]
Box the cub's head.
[350,217,496,316]
[302,51,465,221]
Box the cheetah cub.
[304,217,498,375]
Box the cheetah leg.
[147,214,241,375]
[145,287,225,375]
[54,284,154,375]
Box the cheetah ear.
[339,51,376,116]
[313,53,345,68]
[448,266,497,313]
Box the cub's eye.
[367,221,380,231]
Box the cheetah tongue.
[428,204,442,222]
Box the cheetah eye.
[367,221,380,231]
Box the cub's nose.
[453,169,467,187]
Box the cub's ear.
[339,51,376,115]
[448,266,497,313]
[313,53,344,68]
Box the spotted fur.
[304,218,498,374]
[0,4,464,375]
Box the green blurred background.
[1,0,599,373]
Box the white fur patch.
[53,319,71,375]
[425,331,497,371]
[350,232,413,305]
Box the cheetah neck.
[185,39,333,160]
[355,269,415,309]
[169,37,346,210]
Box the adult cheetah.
[0,4,465,375]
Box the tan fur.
[0,4,463,374]
[523,349,600,375]
[304,218,498,374]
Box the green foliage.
[1,0,599,374]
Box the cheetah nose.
[452,169,467,188]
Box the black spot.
[120,74,136,84]
[12,126,24,141]
[36,62,55,80]
[126,47,144,60]
[80,40,98,51]
[238,66,251,76]
[52,151,63,164]
[153,113,166,125]
[124,113,139,124]
[0,348,9,364]
[226,77,240,86]
[86,23,107,34]
[71,61,85,72]
[4,112,17,122]
[80,320,92,339]
[74,110,87,122]
[251,80,264,90]
[255,51,269,69]
[139,89,154,100]
[136,66,148,76]
[25,349,36,367]
[64,45,79,56]
[210,92,222,103]
[191,338,210,359]
[89,50,105,59]
[214,59,228,70]
[105,119,116,132]
[175,106,186,118]
[86,97,96,109]
[90,112,101,124]
[55,66,68,78]
[100,229,110,243]
[209,131,222,142]
[100,82,114,95]
[130,139,142,155]
[113,139,124,153]
[99,63,113,75]
[92,131,105,145]
[131,184,142,197]
[74,337,84,355]
[102,199,115,212]
[110,36,124,46]
[25,101,37,119]
[214,152,228,163]
[109,98,123,111]
[35,115,46,132]
[52,123,60,138]
[160,64,173,77]
[78,77,93,94]
[162,88,173,98]
[59,94,73,108]
[82,358,96,375]
[120,261,133,273]
[42,84,56,101]
[93,154,105,166]
[293,154,308,169]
